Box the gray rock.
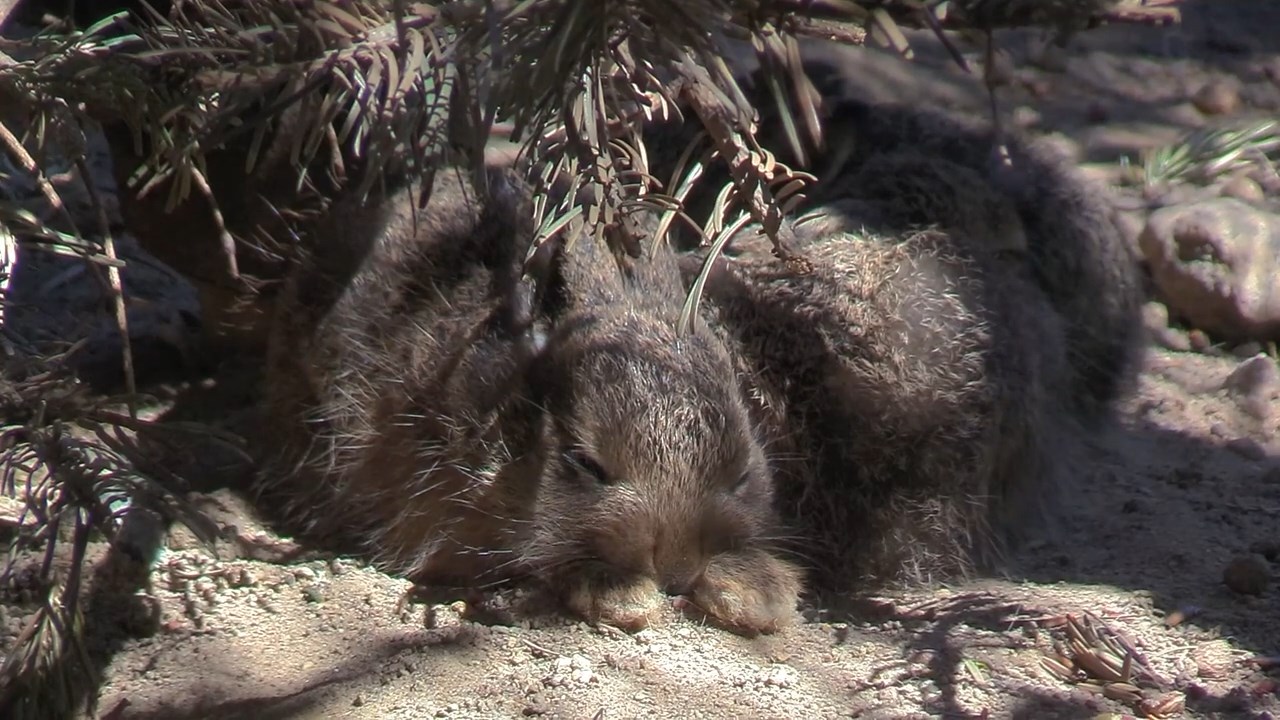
[1223,554,1270,596]
[1139,199,1280,341]
[1232,341,1265,358]
[1221,353,1280,422]
[1142,301,1191,352]
[1223,353,1280,396]
[1192,78,1242,116]
[1221,175,1265,205]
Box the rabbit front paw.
[684,549,803,636]
[564,574,662,631]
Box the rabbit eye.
[731,470,752,494]
[564,449,611,485]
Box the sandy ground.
[3,2,1280,718]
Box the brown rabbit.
[648,57,1143,426]
[678,212,1077,591]
[259,164,803,635]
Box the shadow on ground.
[803,0,1280,168]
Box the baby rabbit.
[649,56,1144,426]
[645,56,1120,590]
[678,213,1075,590]
[259,164,803,635]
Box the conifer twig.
[74,156,137,416]
[0,120,83,244]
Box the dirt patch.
[19,342,1267,720]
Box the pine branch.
[1144,119,1280,187]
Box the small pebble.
[1222,176,1265,204]
[1143,300,1172,329]
[1223,354,1280,396]
[1012,105,1041,129]
[1222,354,1280,421]
[1188,330,1212,353]
[1192,79,1242,115]
[1143,302,1192,351]
[1233,341,1265,359]
[1223,555,1271,596]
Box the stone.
[1233,341,1264,358]
[1192,79,1242,116]
[1142,301,1191,351]
[1139,199,1280,342]
[1188,329,1213,353]
[1222,554,1270,596]
[1221,175,1265,205]
[1223,353,1280,396]
[1222,353,1280,422]
[1011,105,1041,129]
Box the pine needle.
[1143,118,1280,187]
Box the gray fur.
[258,166,803,635]
[257,57,1143,616]
[679,217,1077,592]
[648,58,1145,425]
